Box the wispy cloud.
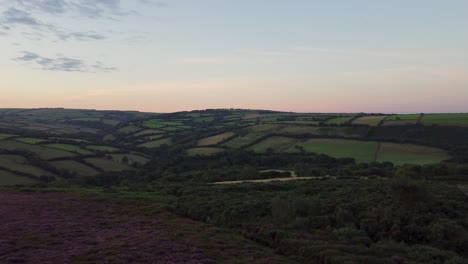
[13,51,117,72]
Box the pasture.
[118,125,141,134]
[0,140,76,160]
[86,145,119,153]
[139,138,172,148]
[45,144,94,155]
[187,147,225,156]
[197,132,235,146]
[376,143,450,165]
[249,136,298,153]
[293,138,379,163]
[386,114,421,120]
[421,114,468,127]
[14,138,48,144]
[0,170,37,185]
[0,134,16,140]
[0,154,56,178]
[352,116,387,126]
[109,154,149,166]
[84,158,133,172]
[133,129,165,137]
[50,160,99,177]
[324,116,354,125]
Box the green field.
[108,154,149,166]
[386,114,421,120]
[352,116,387,126]
[14,138,48,144]
[0,140,76,160]
[86,145,119,153]
[143,120,184,129]
[376,143,450,165]
[84,158,133,172]
[0,154,57,178]
[118,125,141,134]
[0,169,38,185]
[324,116,354,125]
[278,126,367,138]
[197,132,235,146]
[249,136,298,153]
[45,144,94,155]
[294,139,379,163]
[187,147,225,156]
[0,134,16,140]
[139,138,172,148]
[421,114,468,126]
[50,160,99,177]
[133,129,165,137]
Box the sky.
[0,0,467,113]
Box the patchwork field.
[0,170,38,185]
[421,114,468,126]
[376,143,450,165]
[109,154,149,166]
[45,144,94,155]
[324,116,354,125]
[250,137,450,165]
[187,147,225,156]
[85,145,119,153]
[0,140,76,160]
[352,115,387,126]
[50,160,99,177]
[294,138,379,163]
[0,154,56,178]
[197,132,235,146]
[14,137,48,144]
[139,138,172,148]
[383,114,420,126]
[0,134,16,140]
[249,136,298,153]
[84,158,133,172]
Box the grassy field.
[250,136,298,153]
[84,158,133,172]
[222,133,267,149]
[133,129,165,137]
[0,140,76,160]
[352,116,387,126]
[421,114,468,126]
[14,138,48,144]
[0,134,16,140]
[382,120,419,126]
[0,169,38,185]
[139,138,172,148]
[376,143,450,165]
[386,114,421,120]
[86,145,119,153]
[197,132,235,146]
[248,124,284,132]
[382,114,420,126]
[324,116,354,125]
[50,160,99,177]
[187,147,225,156]
[293,138,379,163]
[118,125,141,134]
[109,154,149,166]
[45,144,94,155]
[0,154,56,178]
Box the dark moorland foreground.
[1,108,468,263]
[0,191,291,264]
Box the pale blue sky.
[1,0,467,113]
